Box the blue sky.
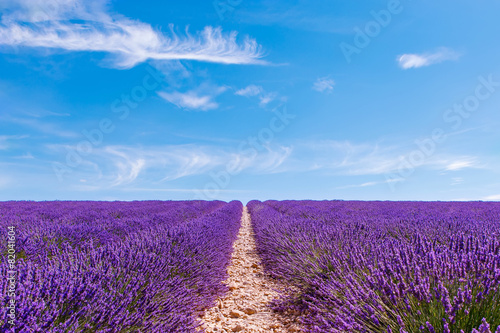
[1,0,500,202]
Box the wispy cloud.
[259,92,278,107]
[158,91,219,111]
[302,140,402,176]
[0,134,28,149]
[102,147,146,186]
[47,143,293,188]
[113,158,145,187]
[451,177,464,185]
[120,188,253,193]
[235,85,263,97]
[0,0,266,68]
[253,146,292,173]
[284,140,485,179]
[443,158,478,171]
[335,181,378,190]
[484,194,500,201]
[13,152,35,159]
[335,178,402,190]
[397,48,460,69]
[312,77,335,93]
[234,84,281,108]
[2,116,78,138]
[158,85,227,111]
[23,110,71,118]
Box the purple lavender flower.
[247,200,500,333]
[0,200,243,332]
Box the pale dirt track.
[199,206,301,333]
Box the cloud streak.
[312,77,335,93]
[484,194,500,201]
[335,179,402,190]
[235,85,263,97]
[397,48,460,69]
[47,143,292,187]
[158,91,219,111]
[0,0,266,68]
[442,157,479,171]
[234,84,281,108]
[2,116,79,138]
[158,85,227,111]
[0,134,28,150]
[287,140,483,178]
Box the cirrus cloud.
[158,91,219,111]
[397,48,460,69]
[158,85,227,111]
[312,77,335,93]
[0,0,266,68]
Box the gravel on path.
[199,206,302,333]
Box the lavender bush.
[0,200,242,332]
[248,200,500,333]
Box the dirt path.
[199,206,301,333]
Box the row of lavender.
[248,200,500,333]
[0,200,242,332]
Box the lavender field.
[2,200,500,333]
[0,201,242,332]
[248,200,500,333]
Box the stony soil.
[198,206,302,333]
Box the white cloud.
[120,188,252,193]
[451,177,464,185]
[47,143,292,188]
[335,181,377,190]
[158,91,219,111]
[444,158,478,171]
[108,153,146,187]
[284,141,486,181]
[0,134,29,149]
[0,0,102,22]
[312,77,335,93]
[259,92,278,106]
[397,48,460,69]
[13,152,35,159]
[158,85,227,111]
[151,60,191,88]
[234,84,280,107]
[335,179,403,190]
[235,85,263,97]
[304,140,402,176]
[0,0,265,68]
[253,146,292,173]
[484,194,500,201]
